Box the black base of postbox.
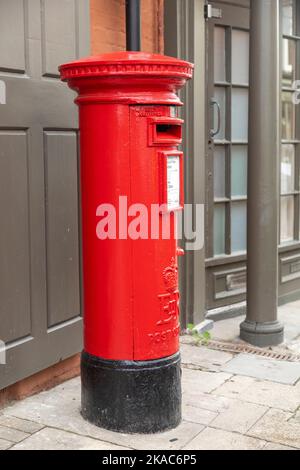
[81,350,182,434]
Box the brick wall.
[90,0,164,54]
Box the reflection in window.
[214,87,226,140]
[282,39,296,87]
[281,196,294,242]
[231,202,247,253]
[214,27,226,82]
[283,0,294,36]
[232,89,248,141]
[281,144,295,194]
[214,146,226,198]
[214,205,226,255]
[282,91,295,140]
[232,29,249,85]
[231,146,248,197]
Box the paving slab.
[113,422,204,451]
[0,438,13,450]
[0,414,43,434]
[210,400,268,434]
[210,316,242,342]
[214,375,300,412]
[0,425,29,443]
[3,377,202,450]
[182,404,217,426]
[214,374,255,395]
[282,299,300,309]
[287,340,300,354]
[181,344,233,372]
[206,301,300,345]
[2,327,300,451]
[222,354,300,385]
[248,408,300,449]
[183,427,266,450]
[279,304,300,342]
[184,390,234,414]
[290,410,300,425]
[263,442,296,450]
[182,367,232,394]
[10,428,129,451]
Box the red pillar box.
[60,52,193,433]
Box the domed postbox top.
[59,51,193,81]
[59,51,194,106]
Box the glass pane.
[214,27,226,82]
[282,39,296,87]
[281,144,295,194]
[232,30,249,85]
[283,0,294,36]
[214,87,226,140]
[280,196,294,242]
[231,202,247,253]
[214,146,226,198]
[282,91,295,140]
[232,88,248,141]
[231,146,248,197]
[214,204,226,256]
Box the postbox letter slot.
[149,118,183,146]
[156,124,181,141]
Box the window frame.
[280,0,300,247]
[210,23,249,259]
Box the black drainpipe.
[126,0,141,51]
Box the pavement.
[1,301,300,450]
[212,300,300,352]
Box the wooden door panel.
[0,0,26,72]
[0,0,90,389]
[42,0,78,77]
[0,131,31,343]
[44,131,81,328]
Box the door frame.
[164,0,207,326]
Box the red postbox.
[60,52,193,433]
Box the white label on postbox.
[167,156,180,211]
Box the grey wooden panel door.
[0,0,90,389]
[205,1,250,310]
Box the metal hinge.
[204,4,222,20]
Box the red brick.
[90,0,164,54]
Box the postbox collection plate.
[159,150,184,213]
